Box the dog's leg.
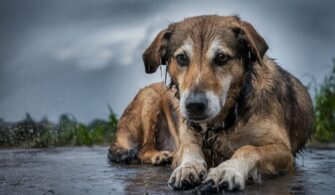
[136,94,174,165]
[168,123,207,190]
[108,130,139,164]
[139,96,179,166]
[198,142,294,193]
[138,149,173,165]
[137,120,174,166]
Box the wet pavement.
[0,146,334,195]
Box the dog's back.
[234,56,314,155]
[276,64,314,154]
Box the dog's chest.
[189,122,234,163]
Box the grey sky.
[0,0,334,123]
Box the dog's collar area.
[186,103,237,133]
[187,122,224,134]
[186,103,237,149]
[186,121,221,149]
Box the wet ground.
[0,147,334,195]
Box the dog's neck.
[186,103,237,135]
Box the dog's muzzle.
[181,90,221,123]
[184,93,209,121]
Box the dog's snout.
[185,94,208,115]
[186,102,207,115]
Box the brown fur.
[108,82,180,165]
[109,15,314,192]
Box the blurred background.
[0,0,334,146]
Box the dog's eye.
[176,53,189,67]
[214,52,230,66]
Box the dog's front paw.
[168,160,207,190]
[197,160,246,194]
[151,151,173,166]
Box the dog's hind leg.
[140,96,179,166]
[138,149,173,166]
[108,83,176,165]
[136,87,175,165]
[108,90,144,164]
[136,107,173,165]
[108,129,139,164]
[108,143,138,164]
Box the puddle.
[0,147,334,194]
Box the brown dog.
[109,15,314,193]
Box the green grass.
[0,108,118,148]
[311,59,335,142]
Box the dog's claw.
[189,173,195,182]
[168,161,207,190]
[199,170,206,180]
[219,181,229,190]
[168,177,176,187]
[195,180,217,195]
[181,179,192,190]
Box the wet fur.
[108,83,180,165]
[110,15,314,193]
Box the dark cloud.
[0,0,334,123]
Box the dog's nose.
[185,94,208,115]
[186,102,207,115]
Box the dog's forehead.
[169,15,240,53]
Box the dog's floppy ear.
[142,29,173,74]
[233,21,268,65]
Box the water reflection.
[0,147,334,194]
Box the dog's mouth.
[185,114,215,123]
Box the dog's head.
[143,15,268,123]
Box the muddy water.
[0,147,334,195]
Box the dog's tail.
[108,143,139,164]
